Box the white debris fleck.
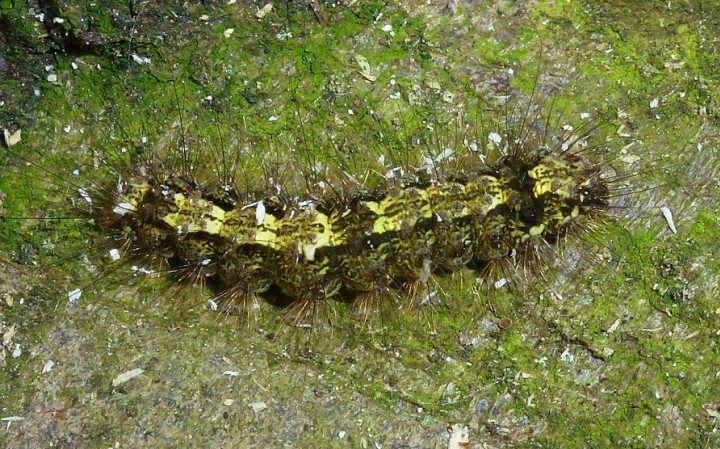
[381,24,393,32]
[354,53,378,82]
[112,368,145,386]
[268,115,279,122]
[223,399,234,406]
[488,131,502,144]
[447,423,469,448]
[619,154,641,165]
[250,402,267,413]
[650,97,659,109]
[47,74,58,83]
[385,167,400,179]
[63,125,71,133]
[12,344,21,358]
[580,112,591,119]
[52,17,65,23]
[421,155,434,170]
[42,360,54,373]
[255,200,266,226]
[256,3,273,19]
[131,266,155,276]
[223,370,239,376]
[78,188,92,204]
[704,405,720,420]
[435,147,454,162]
[560,347,574,363]
[1,416,25,430]
[109,248,121,261]
[0,416,25,431]
[302,243,317,261]
[660,206,677,234]
[3,325,16,346]
[223,28,234,38]
[208,299,218,311]
[113,202,134,216]
[607,318,621,334]
[338,430,346,439]
[67,288,82,303]
[1,417,25,422]
[419,148,455,171]
[2,128,21,147]
[494,278,508,289]
[131,54,151,65]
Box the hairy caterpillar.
[1,72,624,336]
[85,100,615,327]
[1,46,653,359]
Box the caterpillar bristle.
[349,288,387,322]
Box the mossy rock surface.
[1,1,719,448]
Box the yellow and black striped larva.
[68,88,621,328]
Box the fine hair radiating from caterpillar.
[66,78,622,327]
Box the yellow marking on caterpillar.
[219,205,281,249]
[528,156,578,199]
[297,211,337,261]
[527,223,545,240]
[113,182,151,216]
[253,212,279,249]
[163,193,227,234]
[364,188,435,234]
[557,205,580,226]
[529,164,553,197]
[460,177,508,217]
[362,200,397,233]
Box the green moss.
[0,0,44,48]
